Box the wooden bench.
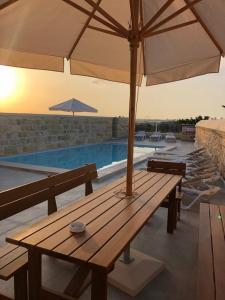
[197,203,225,300]
[0,163,97,300]
[147,160,186,225]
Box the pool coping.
[0,145,176,180]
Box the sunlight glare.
[0,66,17,100]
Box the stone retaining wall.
[0,113,128,156]
[196,120,225,178]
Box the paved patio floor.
[0,140,224,299]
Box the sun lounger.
[135,131,146,141]
[165,133,176,143]
[150,132,162,141]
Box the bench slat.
[0,247,27,270]
[210,204,225,300]
[0,244,18,259]
[197,203,215,300]
[0,253,28,280]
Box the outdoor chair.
[147,160,186,222]
[0,164,97,300]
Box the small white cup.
[69,221,86,233]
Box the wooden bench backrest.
[0,163,97,221]
[147,160,186,190]
[147,160,186,176]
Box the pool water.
[1,143,140,170]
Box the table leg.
[91,268,107,300]
[167,187,176,234]
[28,248,42,300]
[120,243,134,264]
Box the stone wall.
[0,113,128,156]
[196,120,225,178]
[112,117,129,138]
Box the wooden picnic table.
[6,170,182,300]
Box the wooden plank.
[6,171,142,245]
[70,175,178,265]
[167,187,176,233]
[197,203,214,300]
[0,247,27,270]
[219,205,225,236]
[91,268,108,300]
[14,265,28,300]
[147,160,186,176]
[0,164,96,204]
[0,189,51,220]
[16,172,148,248]
[38,173,161,254]
[210,204,225,300]
[0,253,28,280]
[28,249,41,300]
[89,175,181,269]
[0,244,18,258]
[64,264,90,297]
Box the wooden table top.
[7,170,181,270]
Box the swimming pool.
[0,143,160,170]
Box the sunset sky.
[0,58,225,120]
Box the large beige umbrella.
[0,0,225,195]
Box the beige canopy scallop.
[0,0,224,85]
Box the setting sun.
[0,65,17,100]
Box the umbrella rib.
[143,19,198,38]
[83,0,128,37]
[183,0,224,55]
[141,0,176,34]
[0,0,18,10]
[62,0,127,38]
[129,0,135,30]
[140,0,147,75]
[66,0,102,60]
[87,25,126,38]
[144,0,202,35]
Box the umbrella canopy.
[49,98,98,115]
[0,0,225,195]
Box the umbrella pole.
[126,40,139,196]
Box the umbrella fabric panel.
[49,99,97,113]
[142,0,221,84]
[69,0,143,84]
[146,55,221,86]
[0,48,64,72]
[195,0,225,51]
[70,30,144,85]
[0,0,225,85]
[0,0,90,69]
